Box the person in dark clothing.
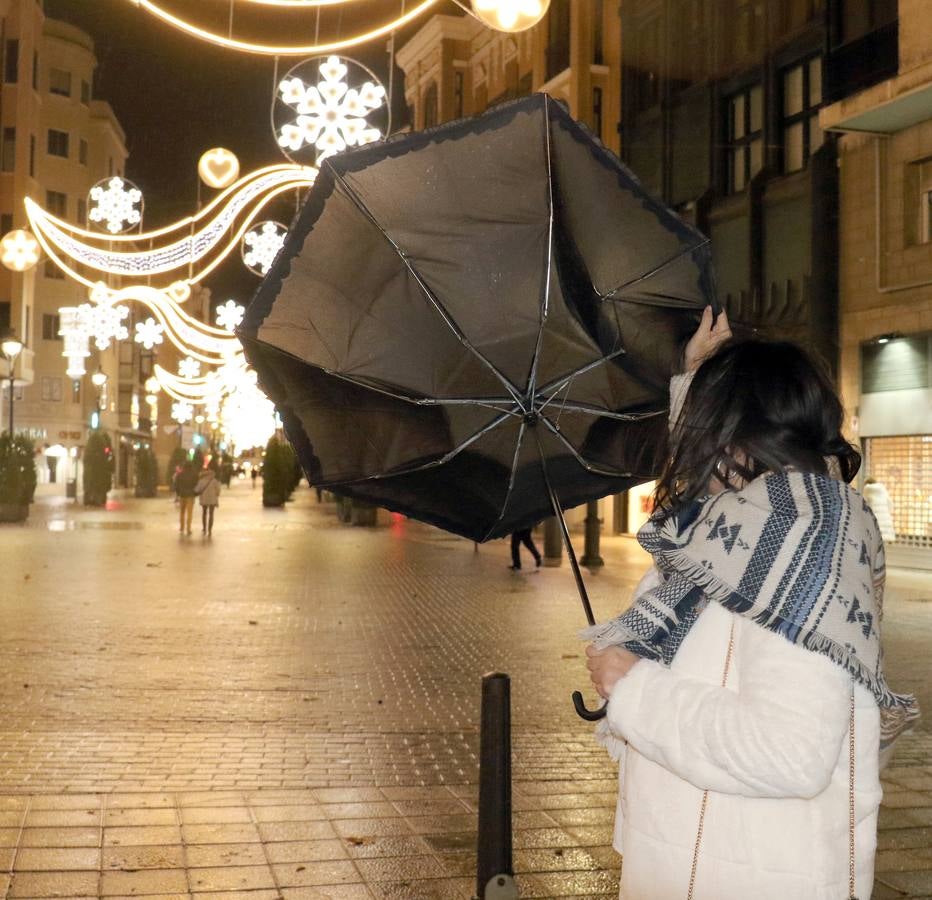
[510,527,542,570]
[175,461,198,535]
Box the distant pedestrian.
[509,527,541,570]
[251,467,258,489]
[175,461,198,535]
[195,466,221,536]
[863,477,896,543]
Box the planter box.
[263,495,285,508]
[0,503,28,523]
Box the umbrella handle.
[572,690,607,721]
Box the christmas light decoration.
[242,221,288,276]
[471,0,550,32]
[88,176,144,234]
[198,148,240,189]
[0,229,41,272]
[134,317,164,349]
[171,400,194,425]
[25,164,316,289]
[178,356,201,379]
[58,307,91,379]
[215,300,245,332]
[128,0,441,56]
[76,301,130,351]
[276,56,387,164]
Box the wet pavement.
[0,482,930,898]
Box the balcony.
[823,21,899,105]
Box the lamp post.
[91,368,108,430]
[1,331,24,436]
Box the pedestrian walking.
[863,476,896,543]
[583,307,918,900]
[174,460,198,535]
[195,466,221,536]
[251,466,258,489]
[509,527,541,570]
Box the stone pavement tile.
[342,836,430,860]
[187,865,277,892]
[263,840,347,864]
[0,826,20,846]
[185,843,268,868]
[878,827,932,851]
[23,809,100,827]
[530,869,620,896]
[379,787,461,802]
[584,846,620,872]
[182,824,261,845]
[513,827,578,849]
[107,894,188,900]
[180,807,253,825]
[258,821,337,842]
[366,877,473,900]
[280,885,373,899]
[876,848,932,872]
[319,802,398,820]
[179,793,247,807]
[312,788,385,803]
[880,807,932,829]
[877,871,932,894]
[13,846,100,871]
[104,807,178,826]
[271,859,362,887]
[537,792,616,810]
[433,850,473,877]
[563,826,614,847]
[420,833,473,854]
[20,826,100,847]
[251,805,327,823]
[8,870,100,898]
[333,819,412,839]
[192,892,280,900]
[547,807,615,827]
[28,795,101,810]
[883,790,932,809]
[105,825,183,846]
[107,794,176,809]
[0,809,26,826]
[102,844,186,870]
[404,815,474,836]
[355,855,446,882]
[872,884,912,900]
[515,848,601,873]
[513,811,560,829]
[99,868,190,896]
[0,797,28,810]
[390,800,469,818]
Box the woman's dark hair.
[653,339,861,511]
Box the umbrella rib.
[525,94,556,410]
[545,402,666,422]
[315,408,514,488]
[480,419,527,542]
[323,161,526,410]
[600,238,712,303]
[538,415,637,478]
[535,346,628,409]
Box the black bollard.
[476,673,517,899]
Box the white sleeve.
[669,372,693,431]
[605,619,851,799]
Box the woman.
[585,308,918,900]
[195,465,221,536]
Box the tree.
[262,437,288,507]
[0,434,37,521]
[134,447,159,498]
[83,430,114,507]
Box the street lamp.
[91,368,108,429]
[1,330,24,436]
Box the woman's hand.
[585,644,642,699]
[684,305,732,373]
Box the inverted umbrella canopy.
[238,93,717,543]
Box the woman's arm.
[605,617,851,799]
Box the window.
[40,376,62,402]
[42,313,61,340]
[0,214,12,235]
[80,79,90,104]
[44,259,65,279]
[635,16,662,112]
[47,129,69,158]
[423,83,438,128]
[77,197,86,225]
[0,301,9,333]
[46,190,66,217]
[732,0,765,58]
[49,67,71,97]
[782,56,823,172]
[1,128,15,172]
[32,51,37,89]
[546,0,571,79]
[864,435,932,549]
[726,85,764,193]
[79,138,88,165]
[4,39,19,83]
[593,0,604,65]
[29,135,35,177]
[71,379,81,404]
[593,86,604,138]
[453,71,464,119]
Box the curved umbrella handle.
[572,690,607,721]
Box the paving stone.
[187,864,277,891]
[99,867,190,896]
[8,870,100,898]
[13,846,100,871]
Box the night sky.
[43,0,455,306]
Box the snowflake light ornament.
[171,401,194,425]
[242,221,287,276]
[88,176,144,235]
[76,302,130,351]
[275,56,388,165]
[0,229,41,272]
[216,299,245,332]
[178,356,201,379]
[134,316,164,349]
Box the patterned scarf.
[583,470,920,756]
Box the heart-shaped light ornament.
[198,148,240,190]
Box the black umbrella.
[239,93,717,718]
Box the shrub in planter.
[166,446,187,488]
[83,430,114,507]
[134,447,159,498]
[0,434,37,522]
[220,452,234,486]
[262,437,287,507]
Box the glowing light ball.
[198,148,240,189]
[471,0,550,32]
[0,229,41,272]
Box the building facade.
[821,0,932,566]
[0,2,141,492]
